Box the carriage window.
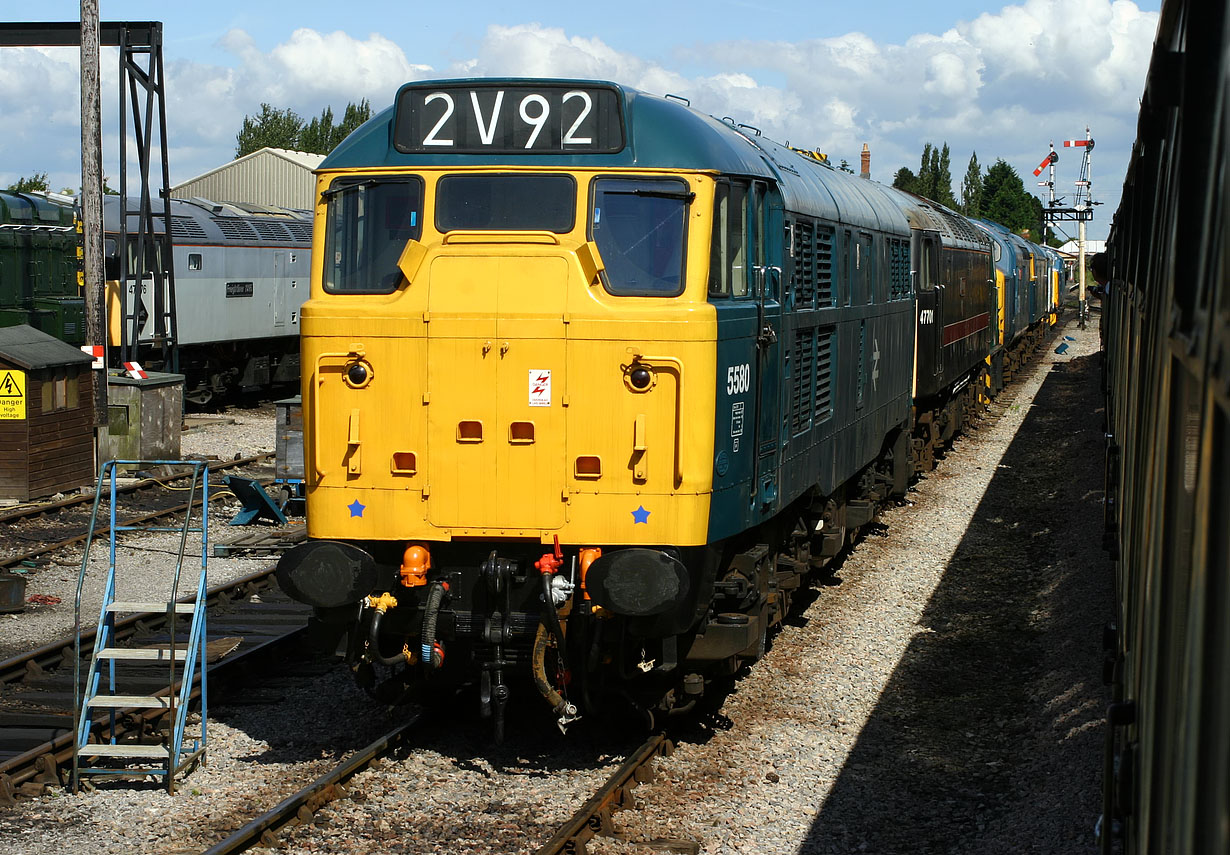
[324,177,423,294]
[187,253,202,271]
[590,177,691,297]
[437,174,575,233]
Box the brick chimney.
[860,143,870,179]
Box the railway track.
[202,715,424,854]
[0,566,311,803]
[197,722,675,855]
[536,733,687,855]
[0,454,275,572]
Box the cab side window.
[708,181,749,298]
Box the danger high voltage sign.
[0,370,26,420]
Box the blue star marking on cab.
[631,505,650,524]
[348,499,366,518]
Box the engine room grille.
[211,217,259,241]
[856,320,866,409]
[889,238,910,300]
[791,327,815,434]
[170,216,208,240]
[792,221,816,310]
[816,327,834,421]
[815,226,834,307]
[251,220,294,241]
[934,206,986,246]
[285,222,312,242]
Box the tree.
[892,167,919,194]
[236,104,305,158]
[932,143,957,208]
[337,99,372,145]
[960,152,983,218]
[6,173,49,193]
[916,143,935,199]
[236,99,373,158]
[981,159,1038,234]
[904,142,958,207]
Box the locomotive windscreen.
[393,82,624,154]
[323,177,423,294]
[436,174,576,233]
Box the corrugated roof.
[172,147,326,189]
[0,325,94,370]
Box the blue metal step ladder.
[72,459,210,793]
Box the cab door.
[913,230,942,398]
[751,181,784,514]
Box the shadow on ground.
[801,352,1113,855]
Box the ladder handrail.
[72,459,117,777]
[71,458,212,793]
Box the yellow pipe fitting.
[366,592,398,613]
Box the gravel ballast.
[0,405,279,660]
[0,322,1113,854]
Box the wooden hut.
[0,324,95,501]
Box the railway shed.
[0,324,94,502]
[171,147,325,210]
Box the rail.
[0,566,307,801]
[535,733,685,855]
[0,454,275,571]
[201,716,422,854]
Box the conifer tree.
[960,152,984,217]
[892,167,919,194]
[982,159,1038,234]
[235,100,373,158]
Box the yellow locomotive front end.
[301,167,717,546]
[281,124,727,733]
[276,79,801,735]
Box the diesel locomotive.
[276,78,1059,735]
[0,191,83,344]
[103,195,312,404]
[0,190,311,404]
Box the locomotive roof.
[101,195,312,246]
[0,191,75,228]
[321,78,988,241]
[974,218,1043,270]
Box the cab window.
[323,177,423,294]
[436,174,575,233]
[709,181,749,298]
[590,177,691,297]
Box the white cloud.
[457,24,688,92]
[0,3,1157,238]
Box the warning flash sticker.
[528,370,552,407]
[0,370,26,420]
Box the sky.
[1,0,1162,242]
